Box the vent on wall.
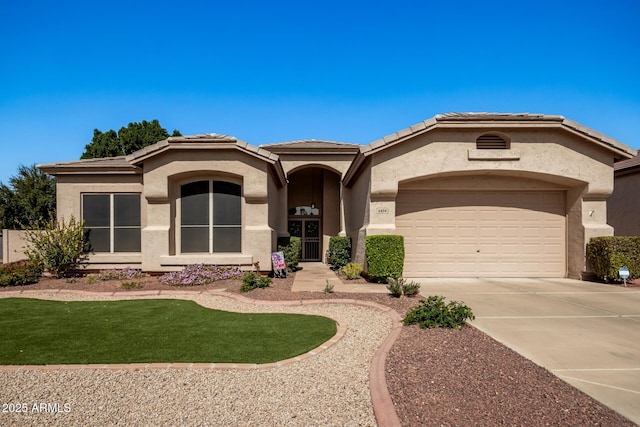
[476,134,508,149]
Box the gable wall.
[353,127,617,278]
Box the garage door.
[396,190,566,277]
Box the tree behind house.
[0,164,56,230]
[80,119,181,159]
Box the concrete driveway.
[418,278,640,424]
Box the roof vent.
[476,134,508,149]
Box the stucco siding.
[355,127,616,278]
[343,161,371,266]
[370,129,613,198]
[609,172,640,235]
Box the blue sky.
[1,0,638,185]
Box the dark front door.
[288,219,321,261]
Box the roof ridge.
[262,139,358,147]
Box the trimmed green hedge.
[277,236,302,271]
[365,235,404,282]
[587,236,640,280]
[328,236,351,270]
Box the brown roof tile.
[615,154,640,172]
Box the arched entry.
[287,166,341,261]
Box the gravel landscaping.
[0,273,636,426]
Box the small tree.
[0,164,56,230]
[24,216,88,278]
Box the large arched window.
[180,180,241,253]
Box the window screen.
[180,180,242,253]
[83,194,141,253]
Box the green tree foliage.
[80,119,181,159]
[0,164,56,230]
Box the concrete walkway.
[418,278,640,424]
[291,262,388,293]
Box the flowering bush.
[160,264,242,287]
[24,216,87,278]
[0,260,43,287]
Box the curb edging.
[0,289,402,427]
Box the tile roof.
[435,112,558,120]
[126,133,279,164]
[361,112,634,157]
[38,156,140,175]
[262,140,361,154]
[615,153,640,172]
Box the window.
[83,194,141,253]
[181,180,241,253]
[476,134,509,149]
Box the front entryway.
[286,166,342,262]
[288,219,321,261]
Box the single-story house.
[608,153,640,236]
[37,113,636,279]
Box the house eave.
[343,113,636,184]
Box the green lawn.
[0,298,337,365]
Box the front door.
[288,219,321,261]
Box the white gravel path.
[0,293,392,426]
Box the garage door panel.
[397,190,566,278]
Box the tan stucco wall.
[1,230,31,263]
[322,170,341,260]
[608,171,640,235]
[279,154,354,177]
[55,174,145,269]
[344,160,371,265]
[139,149,278,271]
[53,150,282,271]
[348,127,616,278]
[56,174,144,221]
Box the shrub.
[403,295,475,329]
[386,277,421,297]
[386,278,403,298]
[587,236,640,281]
[365,235,404,282]
[98,268,145,281]
[160,264,242,287]
[24,216,88,278]
[341,262,362,280]
[402,280,421,297]
[0,260,43,287]
[328,236,351,270]
[240,271,272,292]
[277,237,302,272]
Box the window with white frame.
[82,193,141,253]
[180,180,241,253]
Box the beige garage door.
[396,190,566,277]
